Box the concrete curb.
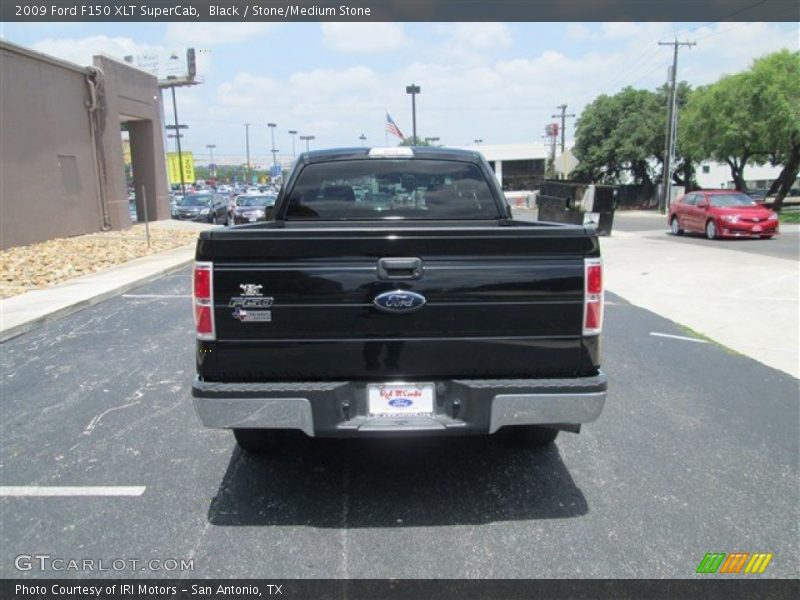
[0,244,195,343]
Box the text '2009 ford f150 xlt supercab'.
[192,146,606,452]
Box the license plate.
[248,217,257,222]
[752,225,762,232]
[367,383,435,417]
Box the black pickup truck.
[192,147,606,452]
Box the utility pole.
[658,39,695,213]
[243,123,251,183]
[552,104,575,155]
[552,104,575,179]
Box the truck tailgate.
[197,223,598,381]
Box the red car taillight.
[583,258,603,336]
[193,262,215,340]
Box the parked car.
[231,194,276,224]
[191,146,607,453]
[172,193,229,224]
[669,190,779,240]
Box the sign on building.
[166,152,195,185]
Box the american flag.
[385,113,405,140]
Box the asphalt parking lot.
[1,268,797,579]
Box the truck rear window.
[285,159,501,220]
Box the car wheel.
[670,216,684,236]
[705,219,717,240]
[501,425,559,447]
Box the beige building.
[0,40,170,250]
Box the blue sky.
[1,21,797,165]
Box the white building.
[695,160,791,191]
[456,142,552,191]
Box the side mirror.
[697,201,708,209]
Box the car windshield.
[709,193,757,207]
[178,195,211,207]
[239,196,271,207]
[285,159,500,220]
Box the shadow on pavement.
[207,435,588,528]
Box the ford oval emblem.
[389,398,413,408]
[373,290,426,314]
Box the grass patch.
[677,324,743,356]
[778,211,800,224]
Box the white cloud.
[566,24,591,41]
[321,23,408,53]
[217,72,282,107]
[165,23,280,46]
[445,23,513,49]
[31,35,163,67]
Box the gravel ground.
[0,224,199,298]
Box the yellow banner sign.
[166,152,195,185]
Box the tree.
[680,50,800,208]
[747,50,800,211]
[681,73,761,191]
[572,87,663,198]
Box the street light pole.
[288,130,298,158]
[474,139,483,145]
[205,144,216,179]
[267,123,278,173]
[359,133,367,144]
[243,123,251,183]
[425,136,440,146]
[300,135,315,152]
[405,84,421,145]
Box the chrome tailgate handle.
[377,257,424,280]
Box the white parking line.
[649,332,708,344]
[0,486,146,497]
[122,294,191,299]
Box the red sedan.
[669,190,779,240]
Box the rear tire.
[233,429,285,453]
[705,219,718,240]
[502,425,559,447]
[670,216,684,236]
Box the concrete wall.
[0,42,105,249]
[93,54,170,225]
[0,41,169,250]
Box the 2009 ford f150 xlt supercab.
[192,147,606,452]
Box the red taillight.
[194,266,211,300]
[193,262,215,340]
[583,258,603,335]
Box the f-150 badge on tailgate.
[229,283,274,309]
[373,290,426,314]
